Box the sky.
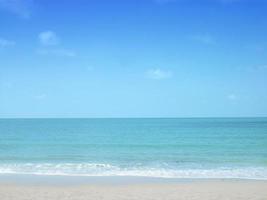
[0,0,267,118]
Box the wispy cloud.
[39,31,60,46]
[37,30,75,57]
[191,34,216,45]
[0,0,33,19]
[0,38,15,47]
[146,68,173,80]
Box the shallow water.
[0,118,266,179]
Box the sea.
[0,118,266,179]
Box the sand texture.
[0,180,267,200]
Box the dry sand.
[0,178,267,200]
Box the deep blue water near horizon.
[0,118,267,179]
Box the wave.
[0,163,267,180]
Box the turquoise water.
[0,118,267,179]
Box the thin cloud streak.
[37,31,75,57]
[146,68,173,80]
[0,38,15,47]
[39,31,60,46]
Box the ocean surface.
[0,118,267,179]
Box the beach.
[0,118,266,199]
[0,177,267,200]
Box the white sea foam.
[0,163,267,180]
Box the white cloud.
[0,38,15,47]
[147,68,172,80]
[39,31,59,46]
[191,34,216,45]
[37,48,76,57]
[37,31,75,57]
[0,0,33,19]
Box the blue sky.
[0,0,267,118]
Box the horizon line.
[0,116,266,119]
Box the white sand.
[0,179,267,200]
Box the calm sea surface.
[0,118,266,179]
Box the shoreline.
[1,173,267,185]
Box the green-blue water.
[0,118,267,179]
